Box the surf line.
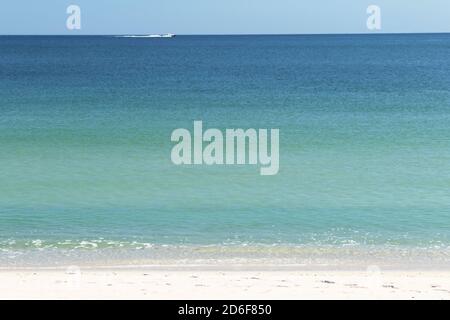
[171,121,279,175]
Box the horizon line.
[1,31,450,37]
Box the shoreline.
[2,262,450,272]
[2,244,450,269]
[1,267,449,299]
[3,245,450,298]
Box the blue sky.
[0,0,449,35]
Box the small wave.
[2,240,450,269]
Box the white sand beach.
[1,268,450,300]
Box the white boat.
[117,34,175,38]
[150,33,175,38]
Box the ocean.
[1,34,450,267]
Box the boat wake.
[116,34,175,38]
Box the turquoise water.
[1,34,450,266]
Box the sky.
[0,0,449,35]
